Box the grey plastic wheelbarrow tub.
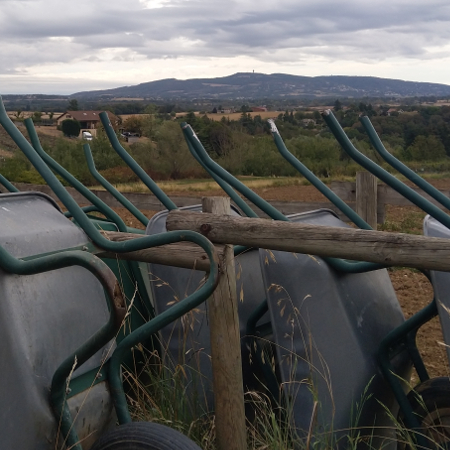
[0,192,116,449]
[146,205,410,447]
[423,215,450,363]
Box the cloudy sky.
[1,0,450,94]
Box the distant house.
[55,111,120,130]
[301,119,316,127]
[251,106,267,112]
[386,108,404,116]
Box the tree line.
[2,101,450,185]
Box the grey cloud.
[1,0,450,75]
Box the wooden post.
[202,197,247,450]
[356,171,378,229]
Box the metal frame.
[83,143,150,227]
[181,121,385,273]
[360,115,450,212]
[322,109,450,229]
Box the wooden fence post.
[202,197,247,450]
[356,171,378,229]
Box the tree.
[61,119,81,137]
[31,111,43,123]
[13,110,24,120]
[154,121,195,178]
[406,135,446,161]
[334,99,343,111]
[208,122,232,156]
[67,99,79,111]
[122,115,144,134]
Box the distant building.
[55,111,120,129]
[301,119,316,127]
[251,106,267,112]
[386,108,404,116]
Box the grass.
[91,176,307,194]
[379,207,427,234]
[124,339,423,450]
[89,174,363,195]
[90,171,450,196]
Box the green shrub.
[0,153,46,184]
[61,119,81,137]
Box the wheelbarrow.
[3,101,268,421]
[183,116,450,448]
[0,190,219,450]
[81,113,427,448]
[97,113,272,409]
[86,116,414,447]
[320,109,450,448]
[180,122,415,447]
[0,97,221,449]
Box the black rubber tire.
[90,422,202,450]
[400,377,450,449]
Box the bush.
[61,119,81,137]
[98,166,140,184]
[0,153,46,184]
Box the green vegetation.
[2,101,450,187]
[61,118,81,137]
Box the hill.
[72,72,450,101]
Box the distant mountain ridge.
[72,72,450,100]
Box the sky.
[1,0,450,95]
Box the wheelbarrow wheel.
[90,422,202,450]
[399,377,450,449]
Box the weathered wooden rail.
[101,210,450,273]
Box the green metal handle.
[0,174,19,192]
[106,234,220,423]
[0,96,221,447]
[377,299,437,449]
[23,118,128,231]
[99,112,177,211]
[185,138,258,218]
[64,204,106,218]
[322,109,450,230]
[182,122,383,274]
[83,143,149,227]
[268,119,372,230]
[360,115,450,212]
[182,123,287,221]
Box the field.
[202,110,279,121]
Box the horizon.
[4,71,450,97]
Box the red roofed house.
[251,106,267,112]
[55,111,120,137]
